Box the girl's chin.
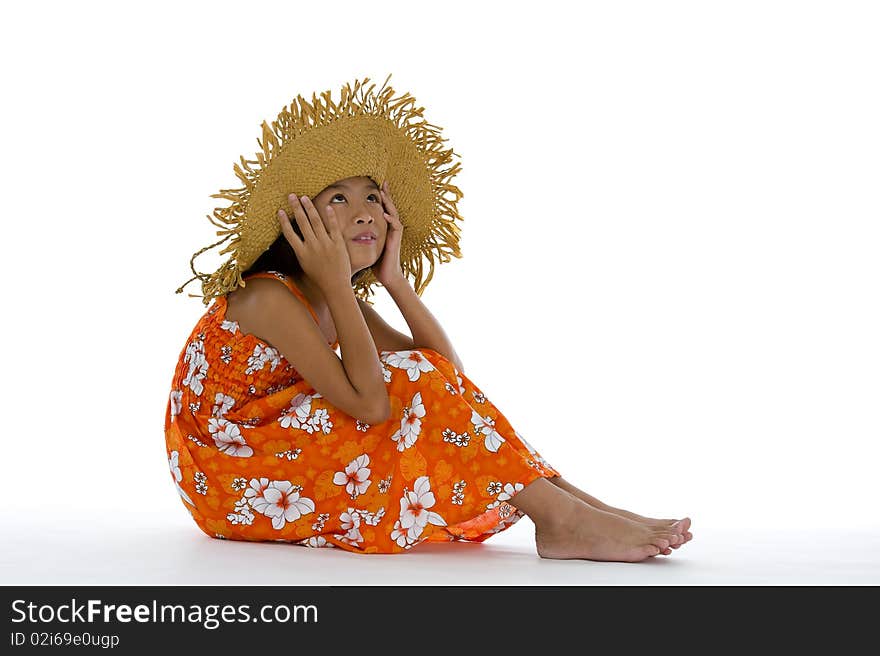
[351,256,380,269]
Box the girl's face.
[312,176,387,276]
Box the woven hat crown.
[176,74,464,305]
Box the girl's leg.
[546,476,693,549]
[506,477,684,562]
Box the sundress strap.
[242,271,337,348]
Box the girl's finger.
[323,204,342,239]
[288,193,316,242]
[301,195,329,239]
[385,209,403,230]
[381,187,398,212]
[278,208,303,253]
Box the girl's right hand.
[277,193,352,293]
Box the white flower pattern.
[212,392,235,418]
[391,476,447,549]
[169,390,182,421]
[278,392,333,434]
[333,454,372,500]
[336,508,364,546]
[487,481,524,509]
[168,450,195,506]
[182,339,208,397]
[382,350,435,381]
[246,478,316,530]
[245,343,282,375]
[207,417,254,458]
[471,410,506,453]
[390,391,425,452]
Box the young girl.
[165,77,692,561]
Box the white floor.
[3,511,878,586]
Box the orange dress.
[164,270,561,553]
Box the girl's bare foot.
[535,497,682,562]
[615,514,691,555]
[548,476,693,552]
[508,478,683,562]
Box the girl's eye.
[331,193,380,202]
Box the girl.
[165,77,692,561]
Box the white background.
[2,1,878,580]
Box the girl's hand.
[371,180,405,286]
[277,192,352,293]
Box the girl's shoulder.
[240,270,299,293]
[227,270,309,312]
[222,270,331,344]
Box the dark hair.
[241,233,370,287]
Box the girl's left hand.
[372,180,405,285]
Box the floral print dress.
[164,270,561,554]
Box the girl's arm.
[383,276,465,373]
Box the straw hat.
[175,73,464,305]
